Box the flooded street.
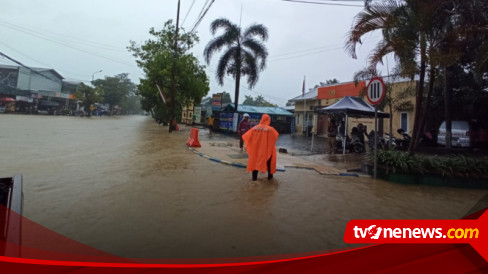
[1,114,487,259]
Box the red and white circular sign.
[366,77,385,105]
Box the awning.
[0,97,15,102]
[316,96,390,118]
[38,100,59,107]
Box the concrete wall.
[294,99,318,135]
[382,81,417,138]
[17,68,62,92]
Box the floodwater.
[0,114,487,259]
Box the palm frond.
[242,39,268,70]
[241,50,259,88]
[210,18,238,35]
[243,24,269,41]
[216,47,238,85]
[368,40,394,67]
[345,0,401,59]
[204,36,228,64]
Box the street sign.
[366,77,385,105]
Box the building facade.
[288,79,417,139]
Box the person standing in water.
[237,113,251,151]
[242,114,279,181]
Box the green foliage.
[73,83,104,112]
[128,20,209,123]
[242,95,278,107]
[311,79,339,90]
[204,18,269,111]
[372,150,488,179]
[93,73,136,112]
[220,91,232,104]
[124,95,142,114]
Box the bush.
[368,150,488,179]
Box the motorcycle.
[367,130,386,150]
[383,132,397,149]
[396,129,411,150]
[336,135,365,153]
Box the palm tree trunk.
[416,66,436,145]
[234,73,241,112]
[409,32,427,153]
[234,49,242,112]
[444,66,452,149]
[389,99,393,149]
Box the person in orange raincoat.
[242,114,279,181]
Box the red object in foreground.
[1,205,487,272]
[186,127,201,147]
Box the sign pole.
[366,76,385,180]
[374,106,378,179]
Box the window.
[400,112,408,132]
[296,114,300,125]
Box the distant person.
[208,115,215,137]
[357,123,366,146]
[327,119,337,154]
[171,119,179,131]
[338,120,345,137]
[237,113,251,151]
[242,114,279,181]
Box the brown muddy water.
[0,114,487,259]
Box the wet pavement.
[0,114,487,259]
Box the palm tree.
[204,18,268,112]
[345,0,442,152]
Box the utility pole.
[169,0,181,133]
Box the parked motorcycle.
[396,129,411,150]
[367,130,386,151]
[383,132,397,149]
[336,135,365,153]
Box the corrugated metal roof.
[288,88,318,102]
[224,104,293,116]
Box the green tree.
[124,95,142,114]
[128,20,209,126]
[311,79,340,90]
[73,83,104,113]
[93,73,136,113]
[346,0,446,152]
[348,0,488,151]
[204,18,269,112]
[242,94,278,107]
[221,91,232,104]
[242,95,255,105]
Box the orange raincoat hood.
[242,114,279,174]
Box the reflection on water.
[0,114,486,259]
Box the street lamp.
[92,70,103,82]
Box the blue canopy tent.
[316,96,390,154]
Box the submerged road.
[0,114,486,259]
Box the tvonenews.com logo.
[353,225,479,240]
[344,215,488,261]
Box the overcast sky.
[0,0,387,106]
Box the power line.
[0,21,135,67]
[0,19,127,52]
[190,0,216,33]
[0,40,92,80]
[190,0,210,31]
[0,51,61,83]
[181,0,197,28]
[205,65,289,102]
[281,0,364,7]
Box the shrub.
[369,151,488,179]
